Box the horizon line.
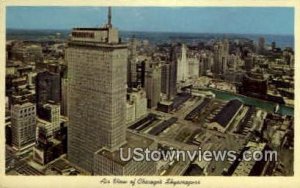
[6,27,294,37]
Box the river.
[199,88,294,116]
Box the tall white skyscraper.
[177,44,189,82]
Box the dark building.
[258,37,265,55]
[161,45,178,100]
[271,42,276,50]
[136,60,146,88]
[241,73,268,97]
[212,99,243,128]
[36,71,61,107]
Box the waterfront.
[203,88,294,116]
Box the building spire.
[108,7,112,27]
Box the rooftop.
[212,99,243,128]
[95,131,155,166]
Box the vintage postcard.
[0,0,299,187]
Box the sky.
[6,6,294,35]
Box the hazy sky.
[6,7,294,35]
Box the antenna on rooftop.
[108,7,112,27]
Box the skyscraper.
[127,36,138,88]
[177,44,189,82]
[11,102,36,151]
[36,71,61,106]
[66,8,128,172]
[161,44,178,100]
[145,61,161,108]
[258,37,265,54]
[212,39,229,76]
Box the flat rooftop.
[95,131,155,166]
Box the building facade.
[145,61,161,108]
[11,102,36,150]
[66,9,128,172]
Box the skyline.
[6,7,294,35]
[4,5,295,178]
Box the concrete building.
[177,44,189,82]
[36,71,61,107]
[161,45,178,100]
[125,101,136,125]
[188,57,199,78]
[232,141,271,176]
[258,37,265,55]
[11,102,36,150]
[199,53,213,76]
[127,36,139,88]
[241,73,268,97]
[11,43,43,63]
[161,63,170,96]
[38,103,61,135]
[66,8,128,172]
[93,131,157,175]
[244,53,255,72]
[145,61,161,108]
[61,77,68,116]
[212,40,229,76]
[127,89,148,120]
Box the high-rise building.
[127,89,148,120]
[212,40,229,76]
[38,103,61,135]
[60,64,68,116]
[36,71,61,107]
[67,8,157,175]
[244,54,254,72]
[66,8,128,172]
[127,36,138,88]
[199,53,213,76]
[135,60,146,88]
[177,44,189,82]
[188,57,199,78]
[145,61,161,108]
[271,41,276,50]
[61,77,68,116]
[11,102,36,150]
[161,63,170,95]
[258,37,265,54]
[161,45,178,100]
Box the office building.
[66,8,128,172]
[11,102,36,150]
[127,89,148,120]
[212,40,229,76]
[188,57,199,78]
[161,45,177,100]
[38,102,61,135]
[93,131,157,175]
[36,71,61,107]
[145,61,161,108]
[177,44,189,82]
[258,37,265,54]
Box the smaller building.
[208,99,243,133]
[232,141,273,176]
[127,89,148,120]
[126,101,136,125]
[11,102,36,151]
[38,102,61,135]
[93,131,157,175]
